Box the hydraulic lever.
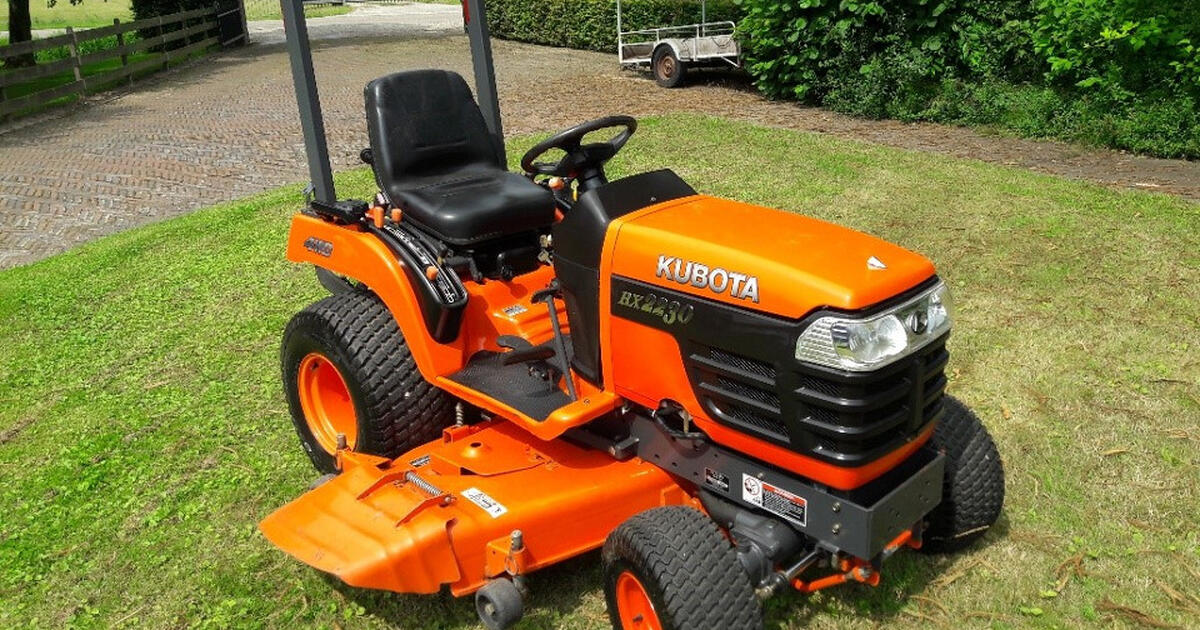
[531,283,577,401]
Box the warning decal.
[462,487,508,518]
[704,467,730,492]
[741,474,807,526]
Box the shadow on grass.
[325,550,604,629]
[618,63,756,94]
[766,513,1011,627]
[318,511,1010,628]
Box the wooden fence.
[0,6,244,118]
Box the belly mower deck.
[260,420,689,596]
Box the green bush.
[737,0,1036,101]
[1031,0,1200,99]
[736,0,1200,158]
[486,0,740,52]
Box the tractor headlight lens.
[795,282,952,371]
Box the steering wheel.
[520,115,637,179]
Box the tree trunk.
[4,0,37,68]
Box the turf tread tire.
[602,506,761,630]
[282,291,455,473]
[921,395,1005,553]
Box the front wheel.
[281,290,456,473]
[920,395,1006,552]
[602,506,761,630]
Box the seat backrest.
[364,70,502,189]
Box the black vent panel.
[685,337,949,467]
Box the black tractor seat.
[364,70,555,246]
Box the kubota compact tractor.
[260,2,1005,628]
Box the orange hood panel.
[609,196,935,318]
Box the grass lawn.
[1,0,133,31]
[0,114,1196,629]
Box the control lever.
[531,283,577,401]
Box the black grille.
[685,336,949,466]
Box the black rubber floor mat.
[447,342,570,421]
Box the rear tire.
[652,46,686,88]
[920,396,1005,553]
[602,506,761,630]
[281,290,456,473]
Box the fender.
[286,213,469,380]
[286,213,622,440]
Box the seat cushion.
[388,169,555,246]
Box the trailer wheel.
[920,395,1006,553]
[652,46,686,88]
[281,290,456,473]
[602,506,761,630]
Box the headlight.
[795,282,952,371]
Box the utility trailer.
[617,0,740,88]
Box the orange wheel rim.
[297,352,357,453]
[615,571,662,630]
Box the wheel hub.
[297,352,358,453]
[615,571,662,630]
[658,56,676,77]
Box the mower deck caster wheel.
[475,578,524,630]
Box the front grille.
[685,336,949,466]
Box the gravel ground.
[0,4,1197,268]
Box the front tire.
[920,395,1005,552]
[281,290,456,473]
[602,506,761,630]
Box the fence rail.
[0,6,237,118]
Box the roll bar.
[278,0,505,204]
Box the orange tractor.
[261,3,1004,628]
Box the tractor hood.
[608,196,936,319]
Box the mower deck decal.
[461,487,508,518]
[742,474,808,526]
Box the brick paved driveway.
[2,7,1198,268]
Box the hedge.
[486,0,740,53]
[735,0,1200,157]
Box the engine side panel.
[608,312,935,490]
[599,196,943,489]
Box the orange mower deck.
[260,420,691,596]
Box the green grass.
[0,114,1197,629]
[1,0,133,31]
[243,3,354,23]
